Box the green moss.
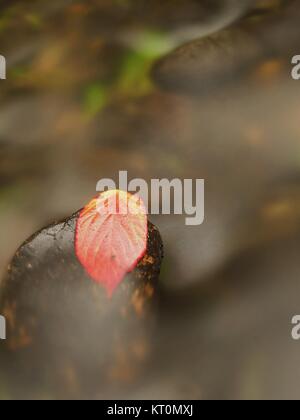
[9,65,30,80]
[83,83,108,117]
[24,13,43,30]
[117,50,154,96]
[133,30,173,59]
[117,30,172,96]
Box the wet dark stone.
[0,212,163,399]
[153,25,262,94]
[152,0,299,94]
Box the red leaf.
[75,190,148,297]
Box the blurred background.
[1,0,300,399]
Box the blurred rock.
[152,0,298,94]
[149,228,300,399]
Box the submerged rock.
[0,211,163,399]
[152,0,299,94]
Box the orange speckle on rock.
[254,59,284,83]
[108,347,137,383]
[8,326,32,351]
[245,126,265,147]
[68,3,90,15]
[3,302,16,330]
[131,289,145,318]
[131,339,149,362]
[145,283,154,298]
[141,255,155,266]
[262,199,293,222]
[63,364,80,394]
